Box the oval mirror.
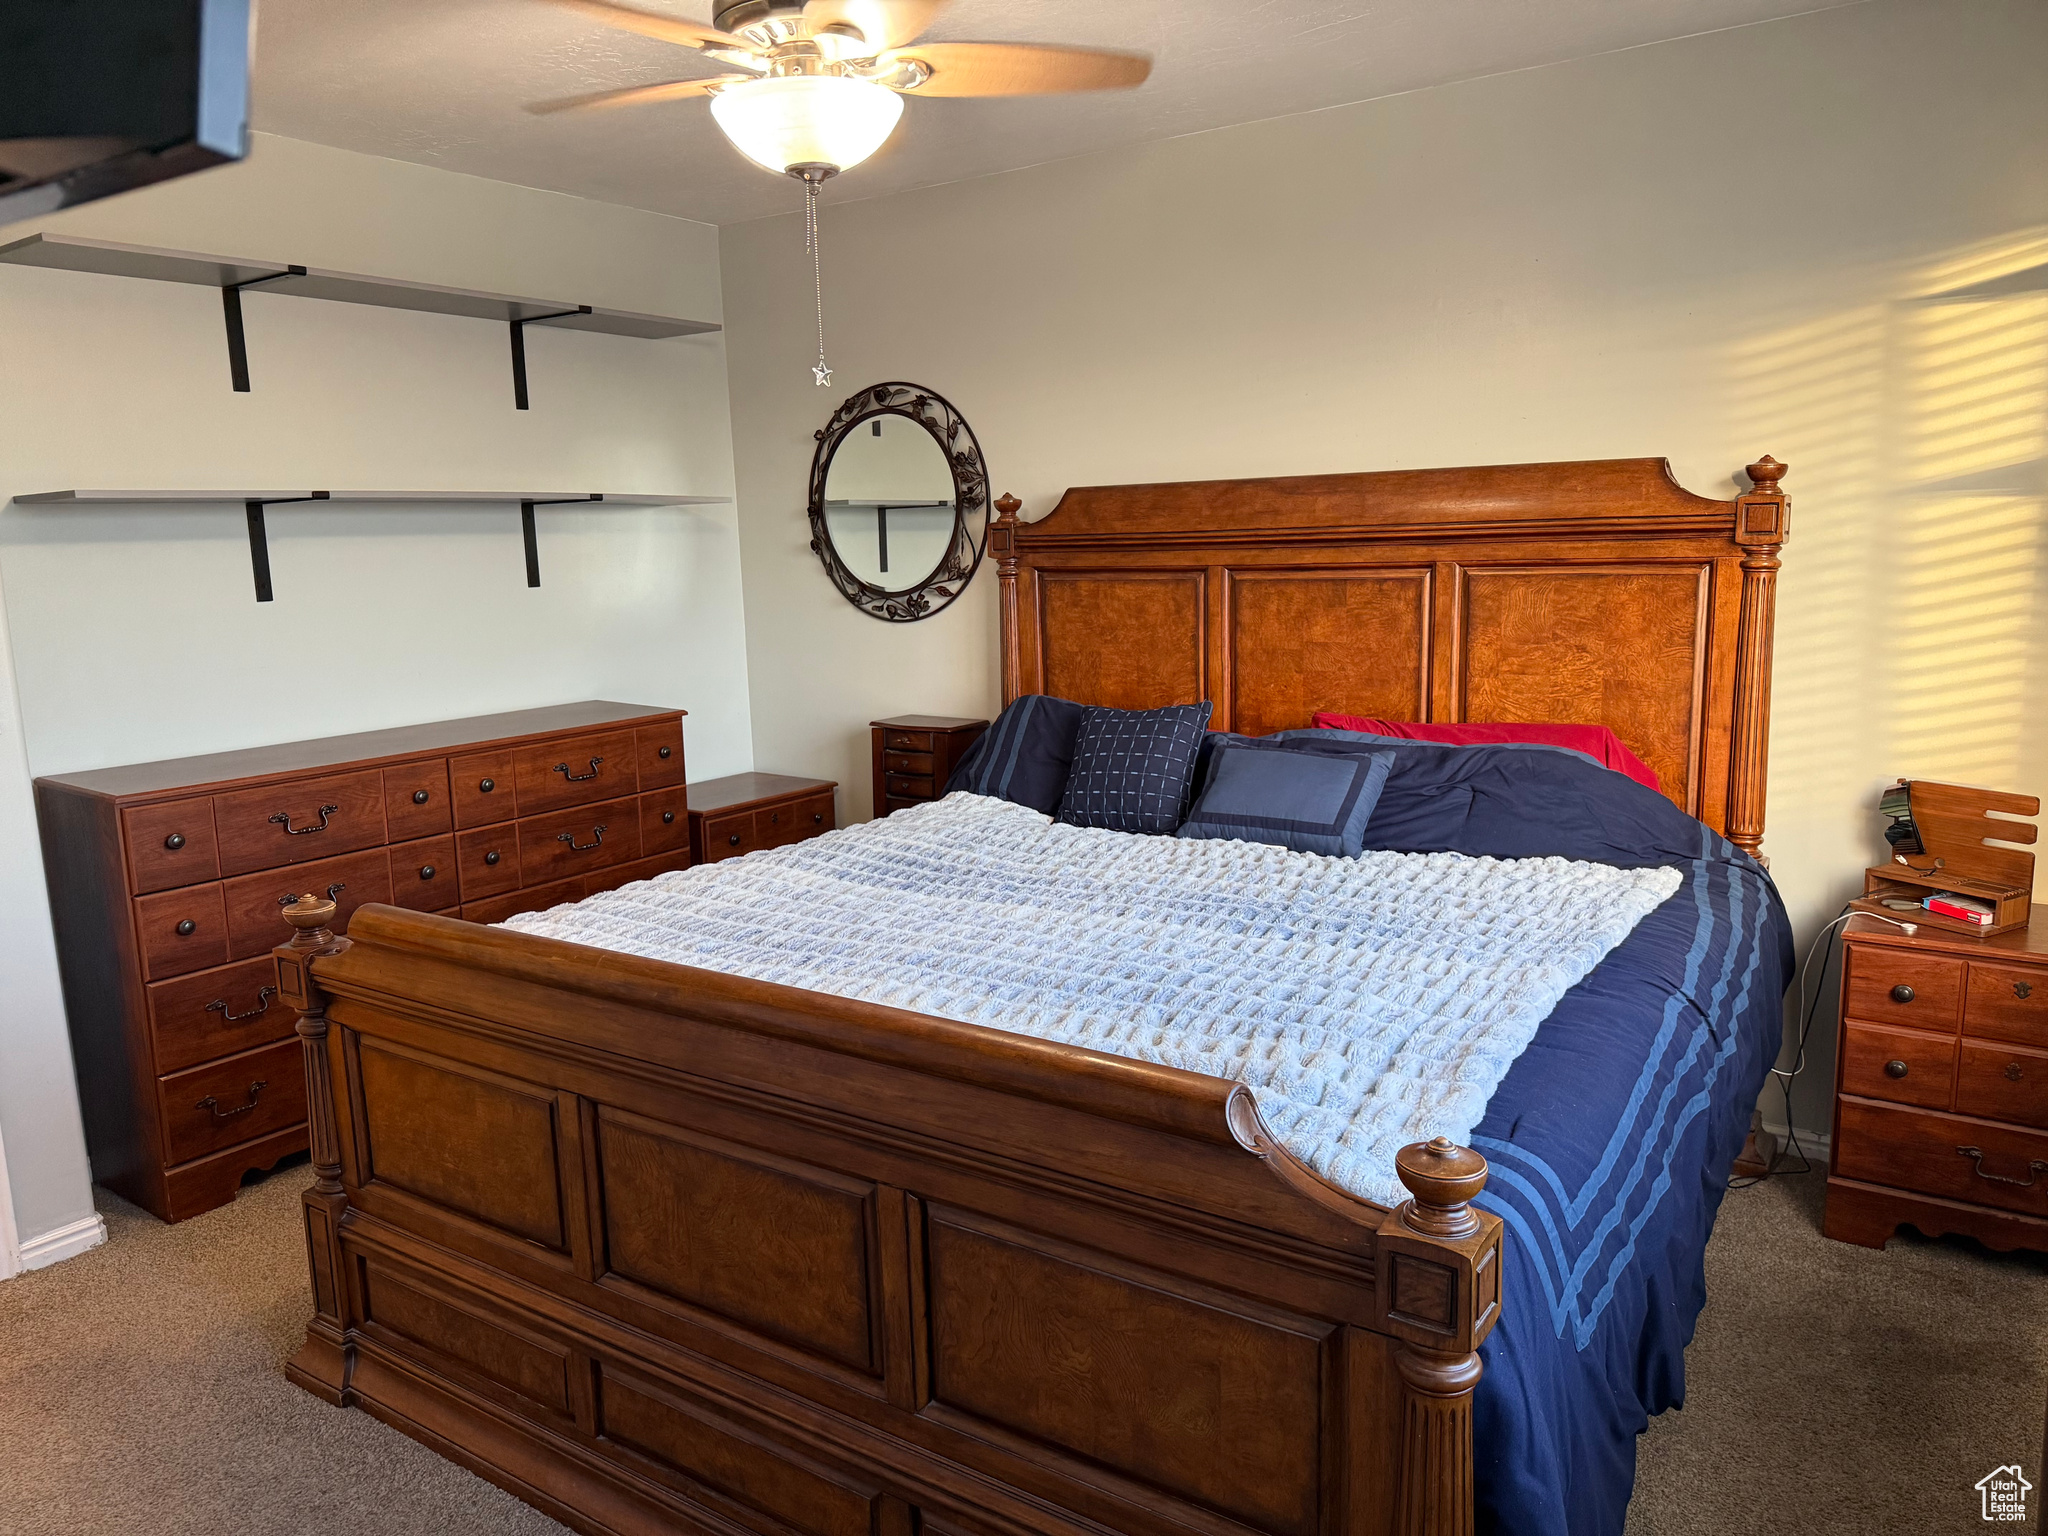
[808,383,989,622]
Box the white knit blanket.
[506,793,1681,1207]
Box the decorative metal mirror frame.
[808,381,990,623]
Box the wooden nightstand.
[1826,914,2048,1253]
[687,772,837,865]
[871,715,987,817]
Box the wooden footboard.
[274,894,1503,1536]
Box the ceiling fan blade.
[882,42,1151,97]
[524,73,750,114]
[538,0,753,52]
[802,0,949,54]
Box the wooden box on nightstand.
[1825,914,2048,1254]
[688,772,837,865]
[871,715,987,816]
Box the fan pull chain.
[806,175,831,388]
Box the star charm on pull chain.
[813,359,833,388]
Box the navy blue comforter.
[1278,732,1794,1536]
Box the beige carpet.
[0,1163,2042,1534]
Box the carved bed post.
[274,893,354,1405]
[1728,456,1790,861]
[991,493,1023,706]
[1375,1138,1504,1536]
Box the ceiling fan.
[528,0,1153,384]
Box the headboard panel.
[991,456,1790,855]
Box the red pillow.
[1308,713,1661,792]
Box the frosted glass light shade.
[710,75,904,174]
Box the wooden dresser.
[687,771,836,864]
[34,700,691,1223]
[1826,914,2048,1253]
[870,714,986,816]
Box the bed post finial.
[1376,1138,1503,1536]
[1729,457,1790,861]
[275,893,354,1405]
[992,493,1024,706]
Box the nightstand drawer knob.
[175,919,197,936]
[658,746,672,759]
[2018,981,2034,1000]
[729,834,742,846]
[2008,1062,2025,1082]
[484,851,500,866]
[413,789,430,805]
[1890,984,1915,1004]
[813,812,824,824]
[479,778,496,793]
[1884,1059,1909,1079]
[419,865,436,881]
[662,811,675,824]
[164,832,186,850]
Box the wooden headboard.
[990,456,1790,856]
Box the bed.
[269,455,1792,1536]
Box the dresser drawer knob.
[728,834,742,847]
[662,811,675,824]
[2008,1062,2025,1082]
[175,919,197,936]
[1958,1145,2048,1189]
[1890,984,1915,1004]
[2018,981,2034,1000]
[269,803,339,836]
[164,832,186,851]
[419,865,436,880]
[1884,1059,1908,1079]
[412,789,430,805]
[484,850,501,866]
[479,777,496,793]
[813,812,824,824]
[658,746,672,759]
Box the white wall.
[721,0,2048,1138]
[0,135,750,1251]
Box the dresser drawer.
[383,761,452,842]
[213,770,386,877]
[1843,945,1964,1033]
[600,850,694,891]
[518,795,640,886]
[698,810,759,863]
[451,750,517,827]
[640,788,690,856]
[885,773,936,801]
[462,876,584,926]
[636,722,686,789]
[882,729,934,753]
[882,750,935,776]
[389,835,458,912]
[122,798,220,894]
[160,1038,307,1166]
[1965,961,2048,1049]
[455,825,520,899]
[1840,1021,1957,1111]
[135,884,229,981]
[1957,1041,2048,1129]
[223,848,391,962]
[759,792,833,849]
[148,957,292,1075]
[1836,1098,2048,1218]
[513,731,636,816]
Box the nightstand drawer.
[1837,1098,2048,1218]
[883,729,935,753]
[886,773,936,800]
[1840,1021,1956,1111]
[1844,946,1964,1033]
[700,811,760,863]
[1957,1041,2048,1129]
[883,750,935,776]
[759,792,833,849]
[1965,962,2048,1048]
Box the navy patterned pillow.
[1056,702,1214,834]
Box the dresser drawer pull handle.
[554,757,603,783]
[484,850,501,866]
[658,746,673,759]
[1957,1146,2048,1188]
[2018,981,2034,1000]
[205,986,277,1023]
[2008,1062,2025,1082]
[1884,1059,1909,1079]
[479,777,496,793]
[270,803,339,836]
[1889,984,1915,1004]
[412,789,430,805]
[661,810,675,824]
[164,832,186,850]
[277,882,345,908]
[197,1080,267,1123]
[557,824,607,852]
[175,919,197,936]
[419,865,437,880]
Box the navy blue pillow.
[945,694,1085,814]
[1176,741,1394,856]
[1056,702,1213,834]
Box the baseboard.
[1761,1120,1830,1165]
[18,1212,107,1271]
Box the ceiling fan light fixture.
[708,73,903,174]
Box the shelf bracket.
[518,496,602,588]
[243,493,328,603]
[509,308,590,410]
[221,267,306,392]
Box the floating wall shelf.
[13,489,730,602]
[0,233,721,407]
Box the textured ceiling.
[253,0,1861,225]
